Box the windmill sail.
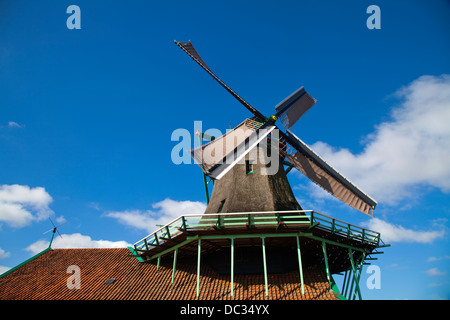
[275,86,317,129]
[176,40,377,217]
[175,40,266,120]
[280,130,377,216]
[189,118,274,180]
[209,126,275,180]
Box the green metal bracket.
[181,216,187,230]
[197,131,213,205]
[148,235,199,261]
[159,236,175,242]
[200,132,215,141]
[213,215,223,231]
[276,213,283,230]
[246,214,252,230]
[127,247,145,262]
[202,172,210,205]
[165,226,171,239]
[307,221,320,230]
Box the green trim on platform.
[330,275,347,300]
[127,247,145,262]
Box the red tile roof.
[0,248,338,300]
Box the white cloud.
[362,218,445,244]
[308,74,450,205]
[425,267,447,276]
[105,198,207,233]
[0,247,10,259]
[0,201,34,228]
[0,184,53,228]
[0,266,10,275]
[7,121,23,128]
[25,233,131,255]
[55,215,67,225]
[427,255,450,262]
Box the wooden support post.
[171,248,178,284]
[342,270,348,296]
[352,252,366,300]
[344,269,352,299]
[322,241,331,285]
[196,239,201,298]
[262,237,269,297]
[348,268,356,300]
[230,237,235,297]
[296,235,305,295]
[348,248,362,300]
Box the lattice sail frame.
[279,131,377,216]
[274,86,318,130]
[189,118,275,180]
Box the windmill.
[129,41,388,301]
[174,40,377,217]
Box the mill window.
[246,160,253,174]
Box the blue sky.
[1,0,449,300]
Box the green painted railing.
[133,210,381,254]
[309,211,381,246]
